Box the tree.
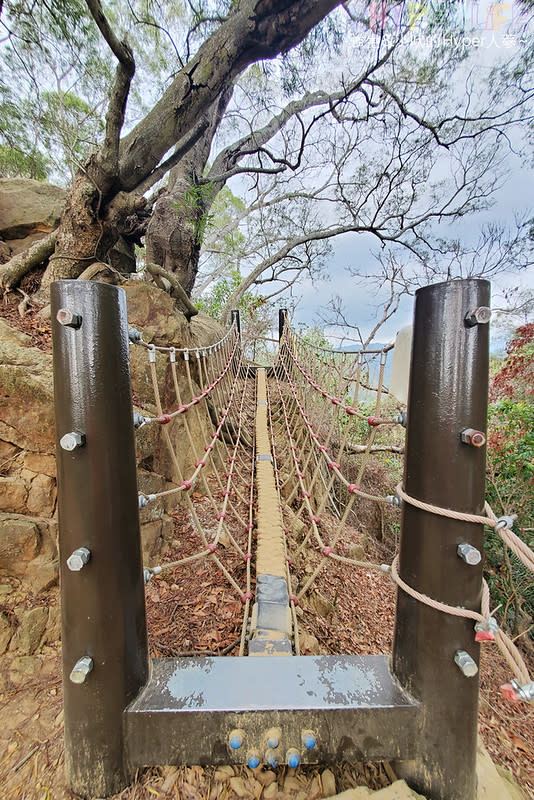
[0,0,341,297]
[0,0,533,324]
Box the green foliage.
[195,268,264,320]
[485,325,534,637]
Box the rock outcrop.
[0,280,224,652]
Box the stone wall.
[0,280,224,655]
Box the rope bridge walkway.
[51,278,534,800]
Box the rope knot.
[367,416,381,427]
[241,591,253,604]
[323,547,333,557]
[158,414,172,425]
[179,480,192,490]
[347,484,360,494]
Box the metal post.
[52,280,148,798]
[231,309,241,335]
[279,308,287,341]
[392,279,490,800]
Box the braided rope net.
[129,311,534,699]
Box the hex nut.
[56,308,82,328]
[460,428,486,448]
[60,431,86,451]
[454,650,478,677]
[70,656,93,684]
[457,543,482,566]
[465,306,491,327]
[67,547,91,571]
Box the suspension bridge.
[51,278,533,800]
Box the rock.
[263,782,279,799]
[160,766,179,793]
[0,338,54,454]
[326,789,371,799]
[0,515,41,573]
[10,606,49,654]
[0,178,66,239]
[25,555,59,593]
[9,654,42,683]
[0,476,28,513]
[476,741,522,800]
[123,281,189,348]
[44,605,61,644]
[140,516,174,565]
[310,590,335,618]
[23,453,56,478]
[283,775,304,792]
[26,473,56,517]
[0,612,13,653]
[349,544,366,561]
[299,632,321,655]
[321,769,336,798]
[0,239,11,263]
[0,318,31,347]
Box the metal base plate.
[125,655,419,767]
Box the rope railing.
[271,314,534,702]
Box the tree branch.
[145,262,199,320]
[0,231,57,291]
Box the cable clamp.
[207,543,217,553]
[180,480,192,490]
[241,591,253,604]
[386,494,403,507]
[347,484,360,494]
[323,547,333,557]
[148,344,157,363]
[368,416,381,427]
[244,553,252,562]
[474,617,499,642]
[289,594,299,607]
[500,679,534,704]
[494,514,517,531]
[158,414,172,425]
[216,513,226,521]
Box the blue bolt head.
[228,729,244,750]
[265,750,279,767]
[286,749,300,768]
[266,728,280,749]
[302,731,316,750]
[247,752,261,769]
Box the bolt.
[246,752,261,769]
[60,431,85,451]
[56,308,82,328]
[454,650,478,677]
[266,728,280,749]
[265,750,279,767]
[386,494,402,507]
[302,731,317,750]
[286,749,300,768]
[228,729,245,750]
[128,327,142,343]
[495,514,517,531]
[133,412,148,429]
[67,547,91,572]
[457,543,482,566]
[460,428,486,448]
[465,306,491,327]
[69,656,93,684]
[393,410,407,427]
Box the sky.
[274,1,534,350]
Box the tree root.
[145,262,199,321]
[0,231,57,291]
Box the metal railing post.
[52,280,148,798]
[279,308,287,341]
[392,279,490,800]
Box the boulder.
[141,515,174,565]
[0,317,31,347]
[10,606,49,654]
[0,513,57,590]
[123,281,189,348]
[0,612,13,654]
[0,178,66,239]
[23,453,56,478]
[0,476,28,513]
[0,336,54,454]
[0,515,41,572]
[26,473,56,517]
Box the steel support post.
[279,308,288,341]
[392,279,490,800]
[52,281,148,798]
[231,309,241,335]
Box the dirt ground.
[1,496,532,800]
